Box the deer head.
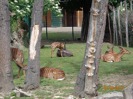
[118,46,130,54]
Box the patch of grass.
[42,32,81,41]
[12,98,34,99]
[12,38,133,98]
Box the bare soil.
[99,74,133,89]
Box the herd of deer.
[11,42,73,80]
[11,41,130,80]
[101,45,130,62]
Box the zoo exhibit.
[0,0,133,99]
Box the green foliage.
[109,0,121,7]
[9,0,33,19]
[9,0,62,17]
[44,0,62,17]
[10,18,18,32]
[109,0,130,8]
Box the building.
[43,10,83,27]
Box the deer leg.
[51,48,55,58]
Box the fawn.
[101,46,130,62]
[11,48,26,77]
[51,42,65,58]
[40,67,65,80]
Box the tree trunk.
[107,13,112,43]
[0,0,15,94]
[130,0,132,11]
[113,7,118,45]
[94,0,109,91]
[24,0,44,90]
[117,6,123,46]
[74,0,109,98]
[80,0,92,41]
[124,0,129,47]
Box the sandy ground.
[100,74,133,89]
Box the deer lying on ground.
[101,46,130,62]
[56,49,73,57]
[101,45,115,60]
[40,67,65,80]
[51,42,65,58]
[11,48,26,77]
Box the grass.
[12,33,133,98]
[42,32,81,42]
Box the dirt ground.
[99,74,133,89]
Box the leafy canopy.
[9,0,62,18]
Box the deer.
[101,45,116,60]
[51,42,65,58]
[101,46,130,62]
[56,49,73,57]
[11,48,26,77]
[40,67,65,80]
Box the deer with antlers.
[101,46,130,62]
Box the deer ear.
[119,46,124,51]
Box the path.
[42,27,81,33]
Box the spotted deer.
[11,48,26,77]
[101,45,115,60]
[40,67,65,80]
[51,42,65,58]
[101,46,130,62]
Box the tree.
[0,0,15,94]
[80,0,92,41]
[24,0,44,90]
[74,0,109,98]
